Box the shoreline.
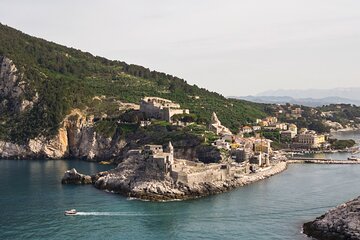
[93,157,360,201]
[330,127,360,133]
[127,161,288,202]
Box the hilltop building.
[242,126,253,133]
[140,97,189,122]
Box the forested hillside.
[0,23,266,143]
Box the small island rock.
[303,196,360,240]
[61,168,93,184]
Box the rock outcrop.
[209,112,232,135]
[61,168,93,184]
[0,56,37,113]
[0,141,29,159]
[303,196,360,240]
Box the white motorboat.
[64,209,77,216]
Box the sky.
[1,0,360,96]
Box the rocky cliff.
[0,56,130,160]
[303,196,360,240]
[0,109,126,160]
[0,55,222,162]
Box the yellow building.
[297,132,325,148]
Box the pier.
[287,158,360,164]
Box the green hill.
[0,23,266,143]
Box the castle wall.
[140,97,189,122]
[171,166,231,185]
[140,101,163,119]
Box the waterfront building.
[295,131,326,149]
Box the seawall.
[288,159,360,164]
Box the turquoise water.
[1,159,360,240]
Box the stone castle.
[140,97,189,122]
[143,142,234,186]
[143,142,174,175]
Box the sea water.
[1,129,360,240]
[1,159,360,240]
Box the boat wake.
[75,212,150,216]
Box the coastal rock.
[61,168,93,184]
[303,196,360,240]
[0,140,29,158]
[87,152,287,201]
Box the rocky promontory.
[303,196,360,240]
[62,151,287,201]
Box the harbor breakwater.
[288,158,360,164]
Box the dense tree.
[0,23,267,143]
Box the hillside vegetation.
[0,23,266,143]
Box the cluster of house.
[209,112,271,168]
[241,116,285,134]
[274,105,304,119]
[239,115,326,149]
[137,96,275,169]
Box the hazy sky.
[1,0,360,96]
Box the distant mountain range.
[231,88,360,107]
[261,87,360,100]
[234,95,360,107]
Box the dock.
[287,158,360,164]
